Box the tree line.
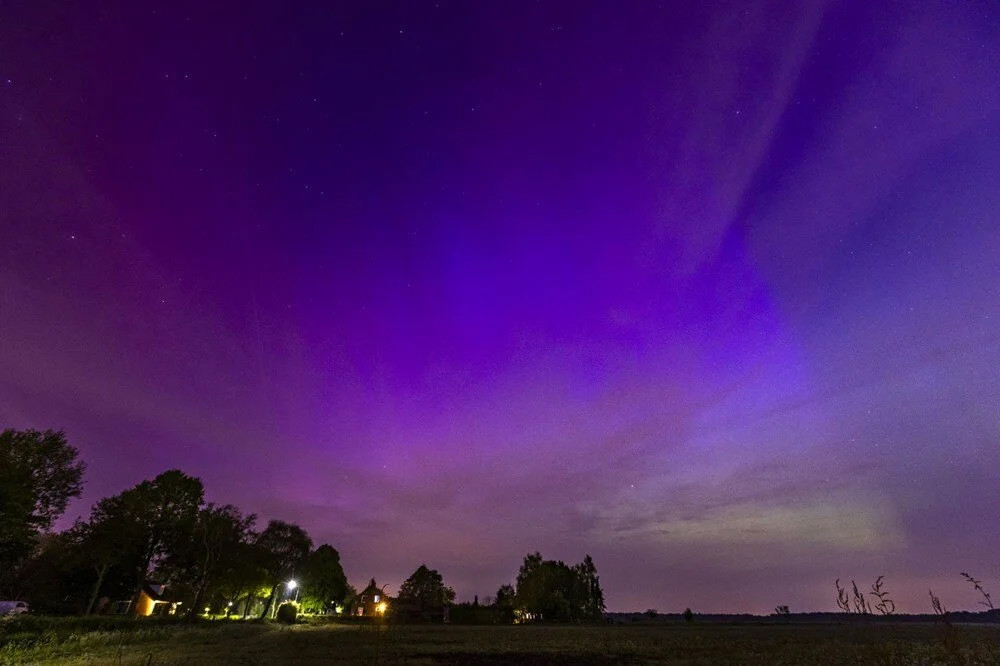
[1,428,605,622]
[2,429,347,617]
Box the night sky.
[2,1,999,613]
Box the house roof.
[360,578,381,596]
[141,583,178,602]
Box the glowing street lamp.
[287,579,299,602]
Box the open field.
[2,618,1000,665]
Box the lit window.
[374,595,380,603]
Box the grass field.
[2,617,999,664]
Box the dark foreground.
[2,618,999,665]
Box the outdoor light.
[286,578,300,603]
[376,602,387,614]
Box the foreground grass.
[2,618,999,664]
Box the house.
[114,584,181,616]
[351,578,389,617]
[137,584,181,616]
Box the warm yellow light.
[376,602,387,614]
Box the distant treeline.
[607,611,1000,625]
[0,428,605,622]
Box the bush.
[683,608,694,623]
[275,601,299,624]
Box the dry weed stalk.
[835,578,851,613]
[850,580,869,614]
[929,589,947,618]
[928,589,965,665]
[960,572,995,610]
[869,575,895,615]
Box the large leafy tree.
[0,429,85,592]
[74,511,138,615]
[572,555,606,620]
[14,531,94,614]
[494,584,516,623]
[158,504,256,618]
[300,544,349,614]
[514,552,606,621]
[397,564,456,611]
[255,520,312,618]
[214,535,271,618]
[514,552,546,616]
[83,469,204,614]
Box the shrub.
[276,601,299,624]
[682,608,694,623]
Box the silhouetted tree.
[573,554,606,620]
[397,564,456,614]
[514,552,605,621]
[300,544,349,614]
[255,520,312,618]
[15,531,94,614]
[158,504,256,618]
[0,428,85,592]
[214,534,270,618]
[73,510,138,615]
[84,469,204,614]
[495,584,515,606]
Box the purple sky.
[2,1,999,613]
